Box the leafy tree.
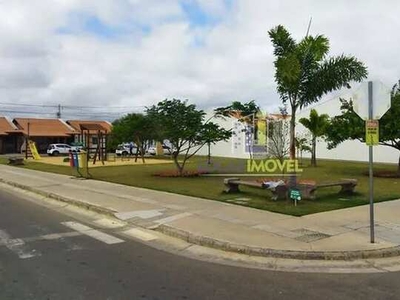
[214,100,260,122]
[147,99,232,175]
[325,85,400,175]
[268,25,368,161]
[299,109,330,167]
[111,113,155,163]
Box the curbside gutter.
[156,224,400,261]
[2,177,400,261]
[0,178,117,218]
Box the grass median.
[6,155,400,216]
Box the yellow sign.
[366,120,379,146]
[254,111,267,146]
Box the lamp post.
[25,121,30,159]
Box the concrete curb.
[0,178,117,218]
[156,224,400,261]
[3,177,400,261]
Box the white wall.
[199,101,399,166]
[196,112,252,159]
[297,97,399,165]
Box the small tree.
[266,106,290,162]
[295,134,312,165]
[299,109,329,167]
[147,99,232,175]
[111,113,155,163]
[325,84,400,176]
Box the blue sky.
[57,0,235,39]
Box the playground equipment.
[26,140,41,160]
[75,124,108,165]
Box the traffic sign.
[352,81,391,120]
[365,120,379,146]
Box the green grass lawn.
[6,155,400,216]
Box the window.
[92,137,98,145]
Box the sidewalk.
[1,164,400,260]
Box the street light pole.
[368,81,375,243]
[26,121,30,159]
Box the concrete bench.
[8,157,24,166]
[299,179,358,200]
[223,178,288,201]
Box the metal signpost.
[353,81,391,243]
[290,189,301,206]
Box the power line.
[0,102,146,109]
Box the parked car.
[47,144,78,156]
[115,143,141,156]
[147,145,173,155]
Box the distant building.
[0,117,24,154]
[0,117,113,154]
[13,118,75,153]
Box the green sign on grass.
[290,189,301,201]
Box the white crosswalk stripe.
[61,221,125,245]
[0,229,40,259]
[122,228,158,241]
[93,218,126,229]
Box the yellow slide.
[28,140,41,160]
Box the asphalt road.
[1,189,400,300]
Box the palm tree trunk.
[289,112,296,160]
[311,136,317,167]
[397,154,400,176]
[288,103,297,188]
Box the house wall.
[74,133,107,149]
[196,113,259,159]
[196,104,399,166]
[0,134,23,154]
[296,97,399,165]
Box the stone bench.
[8,157,24,166]
[299,179,358,200]
[223,178,288,201]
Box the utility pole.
[56,104,61,118]
[25,121,30,159]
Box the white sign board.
[352,81,391,120]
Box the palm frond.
[268,25,296,57]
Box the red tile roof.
[67,120,112,134]
[0,117,22,136]
[13,118,75,137]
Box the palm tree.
[299,109,329,167]
[295,135,311,165]
[268,25,368,163]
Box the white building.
[199,98,399,165]
[297,97,398,165]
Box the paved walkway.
[1,165,400,259]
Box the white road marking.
[115,210,164,220]
[0,229,40,259]
[122,228,158,241]
[154,212,193,225]
[93,218,126,229]
[61,221,124,245]
[22,231,82,243]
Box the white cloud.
[0,0,399,120]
